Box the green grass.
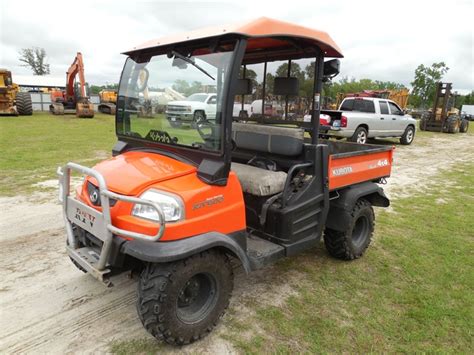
[223,163,474,353]
[0,112,204,196]
[0,112,116,196]
[109,338,162,355]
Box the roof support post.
[311,49,324,145]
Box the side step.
[66,246,112,287]
[246,234,285,270]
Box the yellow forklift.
[419,82,469,133]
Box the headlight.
[132,189,184,222]
[185,106,192,112]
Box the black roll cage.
[114,35,327,184]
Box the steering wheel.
[248,156,277,171]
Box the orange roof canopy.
[124,17,343,58]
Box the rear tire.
[16,92,33,115]
[137,250,233,345]
[460,119,469,133]
[349,127,368,144]
[400,125,415,145]
[324,199,374,260]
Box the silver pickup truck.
[324,97,416,145]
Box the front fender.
[121,231,251,273]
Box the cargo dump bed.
[323,140,393,191]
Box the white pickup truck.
[166,93,252,126]
[166,93,217,128]
[324,97,417,145]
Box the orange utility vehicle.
[50,52,94,118]
[58,18,393,345]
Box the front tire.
[192,111,206,128]
[324,199,374,260]
[168,120,182,128]
[446,117,461,134]
[137,250,233,345]
[349,127,368,144]
[400,125,415,145]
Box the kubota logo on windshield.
[332,166,353,176]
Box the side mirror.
[323,59,340,82]
[136,68,149,92]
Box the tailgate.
[328,146,393,191]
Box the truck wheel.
[324,199,374,260]
[349,127,368,144]
[192,111,206,128]
[400,125,415,145]
[419,118,426,131]
[460,119,469,133]
[16,92,33,115]
[168,120,182,128]
[137,250,233,345]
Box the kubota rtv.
[58,18,393,345]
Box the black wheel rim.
[351,215,369,248]
[195,112,205,124]
[176,273,218,324]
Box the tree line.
[18,47,473,109]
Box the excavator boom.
[50,52,94,118]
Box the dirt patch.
[1,132,473,353]
[383,133,474,199]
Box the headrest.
[235,79,252,95]
[273,77,299,96]
[232,123,304,156]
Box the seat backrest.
[232,123,304,156]
[273,77,299,96]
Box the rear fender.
[326,182,389,232]
[121,230,251,273]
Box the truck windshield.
[186,94,209,102]
[116,45,236,152]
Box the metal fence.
[29,93,100,112]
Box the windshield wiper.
[172,51,215,81]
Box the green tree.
[90,84,119,95]
[19,47,50,75]
[275,62,304,82]
[410,62,449,108]
[172,80,191,96]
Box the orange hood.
[89,151,196,195]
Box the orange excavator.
[50,52,94,118]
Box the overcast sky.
[1,0,473,93]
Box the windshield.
[186,94,209,102]
[116,45,235,152]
